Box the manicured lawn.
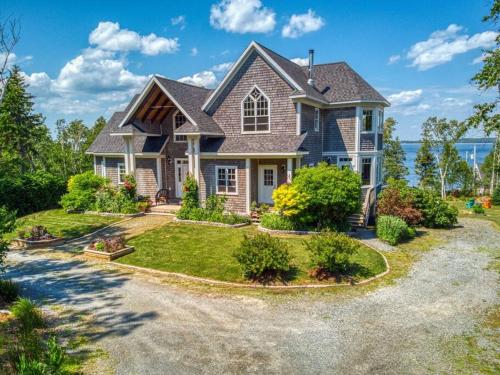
[118,223,387,284]
[4,209,120,242]
[448,199,500,228]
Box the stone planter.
[83,245,135,261]
[12,237,65,249]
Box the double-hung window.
[314,108,320,132]
[242,87,269,132]
[173,111,188,142]
[361,157,372,186]
[378,110,384,133]
[362,110,373,132]
[117,163,126,184]
[216,166,237,194]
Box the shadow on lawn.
[4,254,158,342]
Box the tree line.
[0,66,104,215]
[383,0,499,198]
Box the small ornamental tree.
[292,162,361,229]
[377,179,423,226]
[272,183,309,217]
[121,174,137,199]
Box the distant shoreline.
[401,138,495,144]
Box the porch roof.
[87,111,168,154]
[200,133,307,154]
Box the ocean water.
[401,142,494,186]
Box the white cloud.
[211,61,233,72]
[178,70,217,88]
[290,57,309,66]
[282,9,325,38]
[388,89,423,106]
[89,21,179,55]
[407,24,498,70]
[171,15,186,30]
[190,47,198,56]
[388,54,401,65]
[472,53,487,64]
[210,0,276,34]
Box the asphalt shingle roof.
[200,133,307,154]
[87,112,167,154]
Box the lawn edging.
[173,217,250,228]
[84,245,135,261]
[257,225,319,235]
[111,245,390,289]
[84,211,144,218]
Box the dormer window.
[242,87,270,133]
[173,110,188,142]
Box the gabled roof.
[119,76,224,136]
[87,112,168,155]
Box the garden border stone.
[11,237,65,249]
[257,225,319,235]
[84,211,144,218]
[173,217,250,228]
[83,245,135,261]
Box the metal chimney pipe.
[307,49,315,86]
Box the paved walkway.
[57,214,172,251]
[5,219,499,374]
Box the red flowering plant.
[121,174,137,200]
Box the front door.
[258,165,278,204]
[175,158,189,198]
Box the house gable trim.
[202,41,302,112]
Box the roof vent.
[307,49,315,86]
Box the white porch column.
[156,157,163,190]
[124,140,130,174]
[187,138,194,176]
[296,157,301,169]
[286,158,293,183]
[129,138,136,174]
[245,158,251,214]
[124,136,135,175]
[93,155,97,174]
[102,157,107,177]
[193,136,200,182]
[355,106,361,154]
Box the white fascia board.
[118,77,156,128]
[200,151,309,158]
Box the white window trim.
[361,109,375,133]
[313,108,320,132]
[360,157,374,187]
[117,162,126,184]
[172,109,188,143]
[240,85,271,134]
[215,165,238,195]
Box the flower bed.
[83,235,134,261]
[12,225,64,249]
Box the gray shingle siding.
[104,157,125,186]
[210,51,297,137]
[322,107,356,153]
[300,104,323,165]
[360,133,375,151]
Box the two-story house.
[87,41,389,215]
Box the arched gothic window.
[242,87,269,132]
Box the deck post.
[245,158,251,214]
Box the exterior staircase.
[347,186,375,229]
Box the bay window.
[362,110,373,132]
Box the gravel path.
[5,218,499,374]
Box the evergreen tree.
[0,66,46,173]
[382,117,408,182]
[415,138,438,190]
[86,115,107,151]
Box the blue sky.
[3,0,498,139]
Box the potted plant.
[84,235,135,261]
[12,226,65,249]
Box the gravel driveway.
[5,218,499,374]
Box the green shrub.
[17,355,48,375]
[11,298,45,334]
[60,171,108,211]
[0,206,16,272]
[260,212,297,231]
[376,215,412,245]
[234,233,291,282]
[0,279,19,303]
[304,231,359,278]
[472,204,485,215]
[414,189,458,228]
[93,187,138,214]
[272,183,309,217]
[205,194,226,214]
[15,336,65,375]
[377,179,423,226]
[493,187,500,206]
[181,175,199,210]
[292,162,361,229]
